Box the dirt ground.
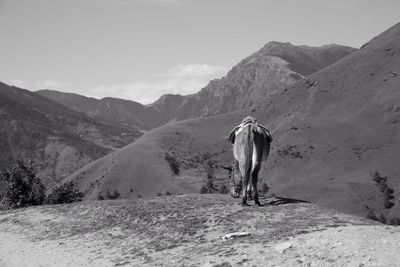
[0,194,399,266]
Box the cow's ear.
[228,126,239,143]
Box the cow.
[227,116,272,206]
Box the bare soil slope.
[2,194,399,266]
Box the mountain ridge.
[38,42,356,129]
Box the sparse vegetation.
[165,153,180,175]
[47,181,84,204]
[0,159,45,209]
[260,182,269,195]
[277,145,303,159]
[200,160,217,194]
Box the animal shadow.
[264,196,310,206]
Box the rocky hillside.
[39,43,355,128]
[2,194,398,266]
[65,22,400,222]
[149,42,356,120]
[0,82,141,187]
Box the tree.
[0,160,45,209]
[372,171,395,210]
[165,153,180,175]
[47,181,84,204]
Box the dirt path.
[1,194,399,266]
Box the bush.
[107,190,120,200]
[379,214,387,224]
[97,190,120,200]
[366,210,378,221]
[372,171,395,210]
[199,178,216,194]
[388,217,400,225]
[0,160,45,209]
[218,185,229,194]
[199,185,208,194]
[47,181,84,204]
[165,153,180,175]
[165,190,172,196]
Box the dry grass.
[0,194,383,266]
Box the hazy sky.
[1,0,399,104]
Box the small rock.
[275,242,293,253]
[380,238,389,244]
[219,232,250,240]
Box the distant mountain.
[0,82,141,187]
[65,22,400,222]
[39,43,355,129]
[37,90,162,130]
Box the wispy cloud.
[155,64,228,78]
[9,64,228,104]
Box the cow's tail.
[244,124,254,182]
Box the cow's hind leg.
[251,163,262,206]
[246,184,253,200]
[241,171,251,206]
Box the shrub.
[0,160,45,209]
[97,190,120,200]
[388,217,400,225]
[107,190,120,200]
[47,181,84,204]
[372,171,395,210]
[199,185,208,194]
[199,178,216,194]
[218,185,229,194]
[366,210,378,221]
[260,182,269,194]
[379,214,387,224]
[165,190,172,196]
[165,153,180,175]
